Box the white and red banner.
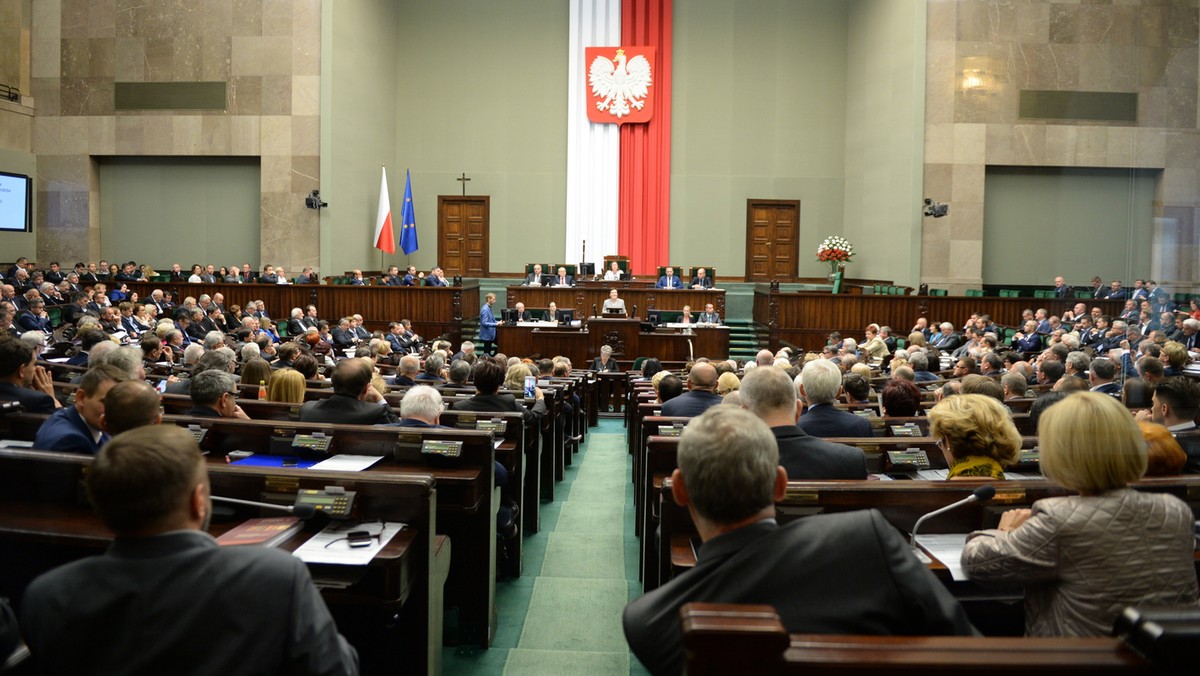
[373,167,395,255]
[586,46,655,125]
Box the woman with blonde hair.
[716,371,741,396]
[962,392,1199,636]
[504,363,532,392]
[927,394,1020,479]
[267,368,306,404]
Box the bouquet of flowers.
[816,236,854,275]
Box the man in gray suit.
[21,425,359,675]
[622,406,976,675]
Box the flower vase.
[827,262,839,284]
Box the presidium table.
[496,317,730,366]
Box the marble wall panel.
[923,0,1200,289]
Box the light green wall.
[982,167,1156,286]
[394,0,569,274]
[0,148,35,259]
[671,0,849,277]
[842,0,924,286]
[321,0,399,277]
[322,0,569,276]
[97,158,261,269]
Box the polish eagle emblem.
[587,47,654,124]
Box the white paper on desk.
[915,469,949,480]
[308,454,385,472]
[914,533,971,581]
[45,357,71,363]
[293,521,406,565]
[0,440,34,449]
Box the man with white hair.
[1181,318,1200,352]
[391,354,421,387]
[740,366,866,480]
[928,322,962,351]
[755,349,774,367]
[795,359,873,438]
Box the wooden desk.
[679,604,1151,675]
[121,280,481,341]
[0,448,439,675]
[506,286,726,319]
[753,289,1129,352]
[2,411,501,650]
[497,318,730,365]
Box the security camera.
[922,198,948,218]
[305,190,327,210]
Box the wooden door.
[437,196,490,277]
[745,199,800,282]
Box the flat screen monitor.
[557,309,574,324]
[501,308,518,323]
[0,171,32,233]
[647,309,662,326]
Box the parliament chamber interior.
[2,1,1200,675]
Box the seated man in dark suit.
[697,303,720,324]
[1138,376,1200,473]
[424,266,448,287]
[21,425,359,675]
[300,358,398,425]
[740,365,867,479]
[796,359,873,438]
[0,337,61,413]
[186,370,250,419]
[512,302,533,322]
[689,267,712,289]
[622,405,976,674]
[33,365,127,454]
[661,362,722,417]
[1105,279,1126,300]
[286,307,308,338]
[928,322,963,351]
[348,269,366,285]
[381,265,401,285]
[1010,320,1042,352]
[1052,275,1071,298]
[551,266,574,287]
[390,354,421,387]
[656,266,683,289]
[451,358,547,425]
[331,317,358,349]
[16,297,51,334]
[523,264,546,286]
[1088,357,1121,398]
[400,265,420,286]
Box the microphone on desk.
[592,304,599,318]
[212,495,318,520]
[909,484,995,546]
[631,305,638,319]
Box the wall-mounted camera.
[922,198,948,218]
[305,190,327,210]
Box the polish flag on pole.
[374,167,396,255]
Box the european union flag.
[399,170,419,255]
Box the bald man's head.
[688,363,718,391]
[101,380,163,435]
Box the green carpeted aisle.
[443,419,652,675]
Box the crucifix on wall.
[457,172,471,196]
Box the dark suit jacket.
[32,406,107,455]
[390,374,416,387]
[656,275,683,289]
[773,424,868,479]
[523,273,547,286]
[590,356,619,372]
[551,275,574,287]
[451,392,547,425]
[661,390,722,418]
[0,382,59,413]
[930,332,963,351]
[287,318,306,337]
[1091,382,1121,397]
[1174,432,1200,474]
[424,276,447,287]
[1011,334,1042,352]
[623,512,977,675]
[22,531,357,675]
[299,394,398,425]
[331,327,357,348]
[796,404,874,439]
[689,276,712,289]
